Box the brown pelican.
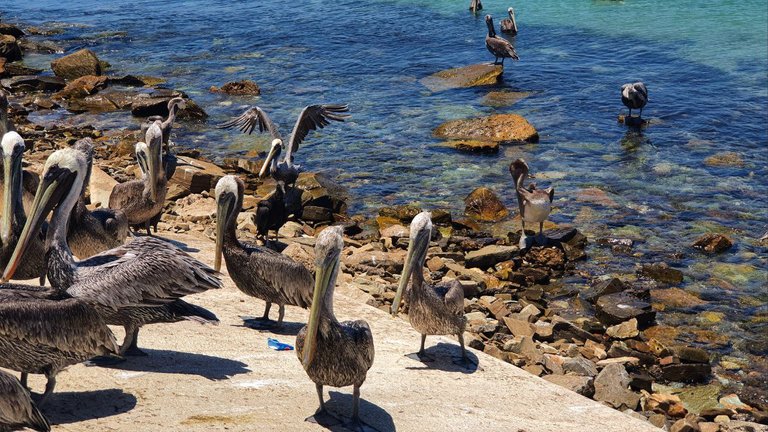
[214,175,313,327]
[2,148,221,360]
[0,369,50,431]
[255,183,287,244]
[391,212,468,364]
[500,7,518,35]
[485,15,519,65]
[469,0,483,13]
[621,82,648,118]
[218,104,349,192]
[67,138,129,259]
[108,122,167,235]
[1,132,46,283]
[296,226,374,430]
[0,90,15,136]
[509,159,553,246]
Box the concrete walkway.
[15,232,659,432]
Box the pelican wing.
[287,104,350,155]
[433,280,464,316]
[67,236,221,310]
[242,242,314,308]
[0,370,50,432]
[486,36,519,59]
[108,179,145,210]
[217,106,282,139]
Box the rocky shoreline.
[1,17,766,432]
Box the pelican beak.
[2,165,76,282]
[148,146,159,202]
[391,229,429,316]
[214,191,235,272]
[302,256,337,369]
[258,143,280,178]
[136,145,149,177]
[1,150,18,245]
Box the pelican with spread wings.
[218,104,350,191]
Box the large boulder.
[692,233,733,254]
[130,90,207,119]
[0,24,25,39]
[0,35,22,62]
[51,48,102,80]
[53,75,109,100]
[442,139,499,154]
[595,292,655,328]
[420,64,503,92]
[593,363,640,410]
[210,79,261,95]
[1,75,65,92]
[464,187,508,222]
[434,113,538,143]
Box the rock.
[704,152,744,167]
[464,187,508,222]
[379,224,408,239]
[378,205,421,223]
[175,194,216,222]
[697,423,719,432]
[606,318,639,339]
[503,316,535,337]
[0,35,22,62]
[53,75,109,100]
[465,245,518,269]
[651,288,707,308]
[88,166,118,207]
[643,392,688,418]
[511,336,543,363]
[576,187,620,208]
[692,233,734,254]
[50,48,102,80]
[481,90,532,107]
[649,414,669,429]
[0,58,5,78]
[517,304,542,322]
[0,24,25,39]
[1,75,65,92]
[595,357,640,367]
[130,93,207,119]
[562,356,598,377]
[580,340,608,361]
[662,364,712,383]
[65,94,120,113]
[719,394,753,413]
[301,205,333,223]
[640,262,684,285]
[464,311,486,322]
[434,113,538,143]
[426,256,446,272]
[442,139,499,153]
[582,278,627,303]
[543,375,595,397]
[593,363,640,410]
[551,318,599,342]
[278,221,304,239]
[420,63,503,92]
[595,292,655,328]
[210,79,261,95]
[345,249,405,274]
[740,381,768,412]
[171,156,226,195]
[672,346,710,364]
[526,246,566,269]
[670,415,701,432]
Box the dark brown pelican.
[1,132,46,283]
[0,90,15,136]
[391,212,468,364]
[109,122,167,235]
[255,183,287,244]
[0,369,50,431]
[500,7,518,35]
[2,148,221,360]
[621,82,648,118]
[485,15,519,65]
[218,104,349,192]
[469,0,483,13]
[214,175,313,327]
[67,138,129,259]
[296,226,374,430]
[509,159,553,246]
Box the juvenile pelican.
[0,369,50,431]
[215,175,313,327]
[621,82,648,118]
[218,104,349,191]
[485,15,519,65]
[500,8,518,35]
[509,159,554,246]
[255,183,287,244]
[296,226,374,429]
[109,122,167,235]
[391,212,467,363]
[2,148,221,359]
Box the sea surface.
[3,1,767,363]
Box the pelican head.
[302,225,344,369]
[508,7,514,14]
[1,132,25,245]
[391,211,432,316]
[168,97,187,112]
[509,158,533,186]
[144,121,163,201]
[258,138,283,178]
[2,148,86,282]
[214,175,244,272]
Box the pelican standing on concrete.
[485,15,519,65]
[296,226,374,430]
[2,148,221,360]
[0,369,50,431]
[509,159,554,247]
[218,104,349,192]
[500,7,518,35]
[391,212,468,364]
[215,175,313,327]
[621,82,648,118]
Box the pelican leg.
[452,332,471,368]
[36,374,56,407]
[144,221,152,236]
[416,334,435,362]
[305,383,338,425]
[121,325,148,357]
[519,220,529,249]
[260,302,272,320]
[276,304,285,328]
[20,372,28,389]
[342,385,365,432]
[639,107,643,118]
[628,108,632,118]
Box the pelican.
[140,96,185,182]
[469,0,483,12]
[391,212,468,364]
[67,138,129,258]
[509,159,553,246]
[621,82,648,118]
[0,90,15,136]
[1,132,46,283]
[0,369,50,431]
[108,122,167,235]
[2,148,221,360]
[485,15,519,65]
[215,175,313,327]
[218,104,349,192]
[296,226,374,429]
[500,8,518,35]
[255,183,287,244]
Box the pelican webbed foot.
[123,346,149,357]
[410,350,435,363]
[85,355,127,367]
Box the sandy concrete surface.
[8,232,659,432]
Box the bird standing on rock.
[485,15,519,66]
[255,182,287,245]
[509,159,554,248]
[621,82,648,118]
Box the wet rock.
[692,233,734,254]
[662,363,712,383]
[175,194,216,223]
[434,113,538,143]
[740,375,768,411]
[0,24,25,39]
[465,245,518,269]
[210,79,261,95]
[18,38,63,54]
[53,75,109,100]
[582,278,627,303]
[481,90,532,107]
[442,139,499,153]
[378,205,421,224]
[0,35,22,62]
[672,346,710,364]
[420,63,503,92]
[595,292,655,328]
[543,375,595,397]
[172,156,226,195]
[129,90,207,119]
[526,247,566,270]
[576,187,620,208]
[651,288,707,308]
[593,363,640,410]
[1,74,65,92]
[65,94,120,113]
[562,356,598,377]
[606,319,639,340]
[704,152,744,167]
[51,48,102,80]
[464,187,508,222]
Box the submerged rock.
[639,262,684,285]
[442,139,499,153]
[51,48,103,80]
[420,63,503,92]
[210,79,261,95]
[704,151,744,167]
[434,113,539,143]
[464,187,508,222]
[1,75,65,92]
[692,233,734,254]
[0,24,25,39]
[0,35,22,62]
[595,292,655,328]
[481,90,532,107]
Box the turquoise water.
[3,1,768,360]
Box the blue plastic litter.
[268,338,294,351]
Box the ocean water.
[3,1,767,359]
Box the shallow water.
[4,1,767,360]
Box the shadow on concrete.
[97,349,250,380]
[306,390,396,432]
[403,342,479,374]
[42,388,137,425]
[238,316,305,336]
